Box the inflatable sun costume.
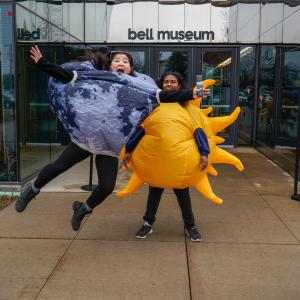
[117,98,244,205]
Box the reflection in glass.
[130,52,145,73]
[18,46,67,179]
[256,46,276,146]
[201,51,232,138]
[238,46,256,145]
[158,51,188,82]
[0,3,17,182]
[279,49,300,140]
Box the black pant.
[34,142,118,209]
[143,186,195,229]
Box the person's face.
[110,54,132,74]
[162,75,181,91]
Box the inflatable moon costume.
[48,60,159,155]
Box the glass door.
[276,47,300,147]
[153,47,193,86]
[195,48,238,144]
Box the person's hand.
[29,45,43,63]
[200,155,208,171]
[123,152,131,169]
[193,87,211,99]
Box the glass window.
[279,49,300,140]
[0,3,17,182]
[130,52,145,74]
[201,51,232,134]
[18,46,68,179]
[158,51,188,82]
[238,46,256,145]
[256,46,276,146]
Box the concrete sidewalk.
[1,148,300,300]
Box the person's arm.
[158,89,193,103]
[158,88,210,103]
[123,126,145,167]
[194,127,210,170]
[36,57,75,83]
[30,45,75,83]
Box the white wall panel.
[228,4,237,43]
[184,3,211,43]
[62,3,84,42]
[107,3,132,43]
[283,4,300,43]
[237,3,260,43]
[132,2,158,43]
[85,2,107,42]
[15,1,300,44]
[158,3,184,43]
[211,5,230,42]
[260,3,283,43]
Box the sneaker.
[71,201,92,231]
[15,186,39,212]
[136,224,153,239]
[185,227,202,242]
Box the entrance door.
[153,47,193,85]
[153,47,238,145]
[195,48,238,144]
[276,47,300,147]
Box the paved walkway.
[1,148,300,300]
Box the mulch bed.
[0,195,16,211]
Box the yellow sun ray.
[201,106,213,116]
[214,135,225,144]
[208,107,241,134]
[207,165,218,176]
[194,175,223,205]
[212,146,244,171]
[116,172,144,196]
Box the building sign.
[128,28,215,41]
[17,28,41,40]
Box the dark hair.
[157,71,186,90]
[107,51,135,75]
[77,48,108,70]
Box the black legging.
[34,142,118,209]
[143,186,195,229]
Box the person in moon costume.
[15,46,208,232]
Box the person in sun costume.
[122,72,213,241]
